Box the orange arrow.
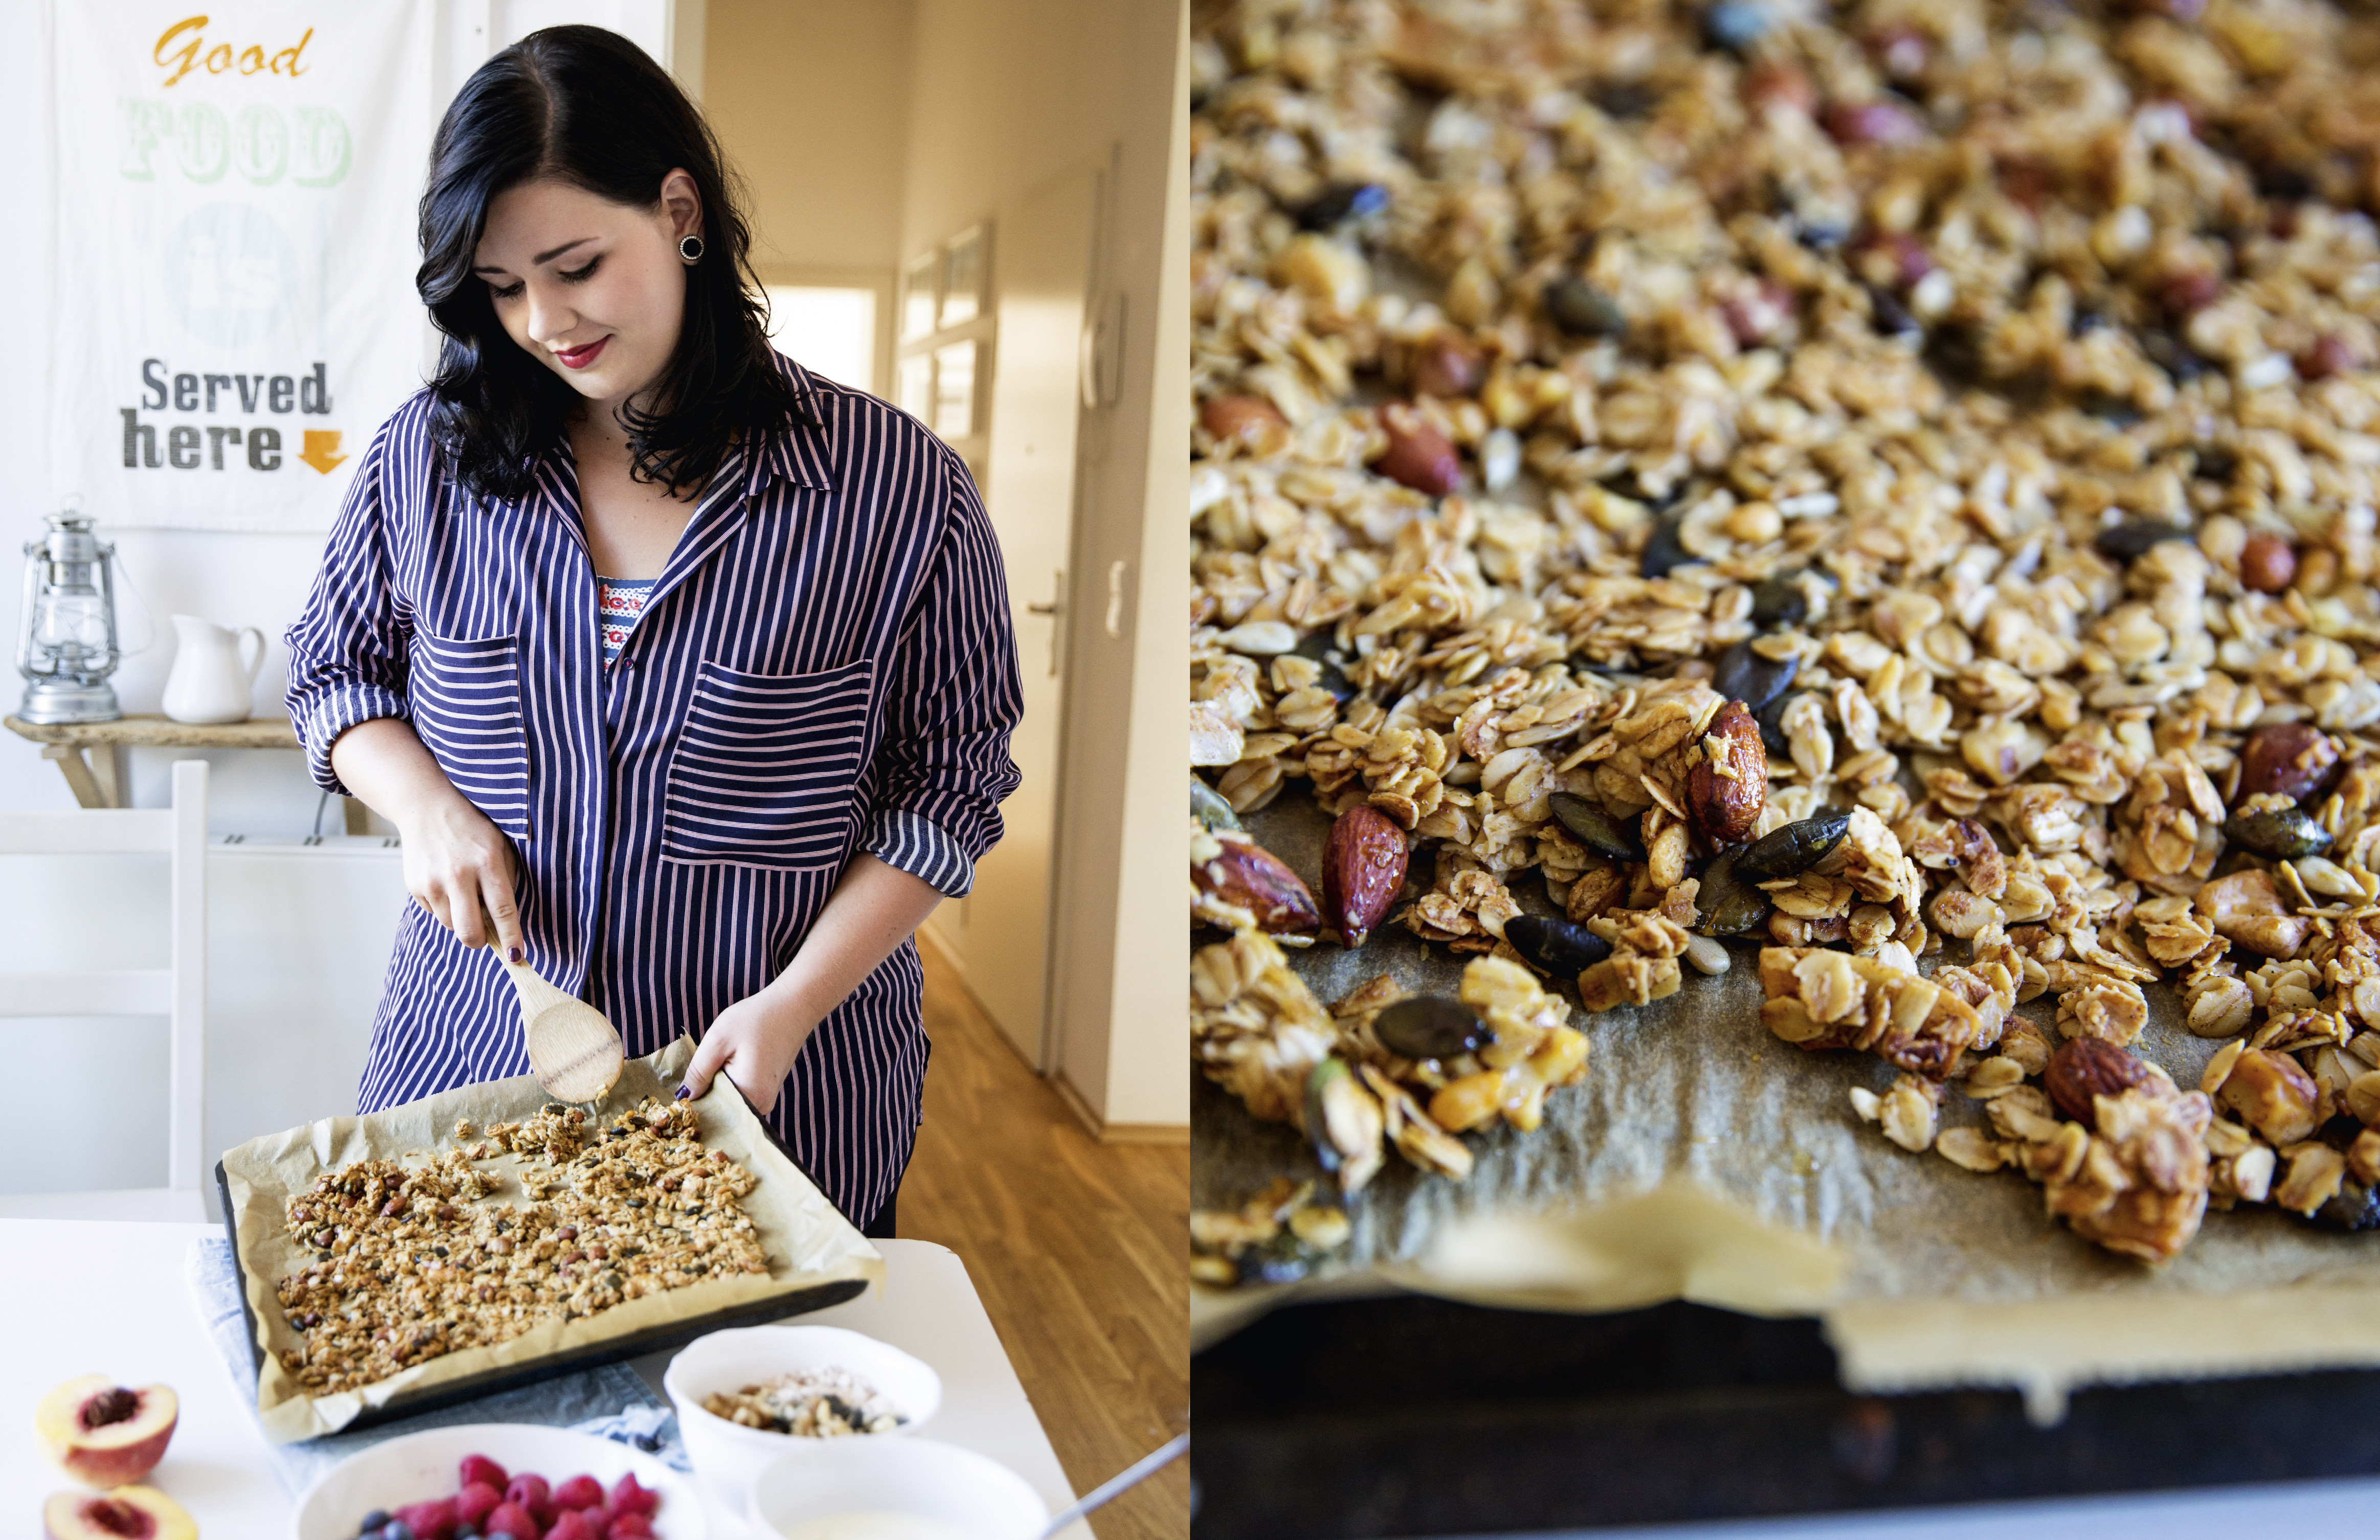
[299,429,348,474]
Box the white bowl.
[663,1325,943,1520]
[290,1422,704,1540]
[748,1437,1049,1540]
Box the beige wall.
[703,0,1187,1131]
[897,0,1186,1130]
[703,0,915,273]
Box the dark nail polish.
[507,945,525,964]
[674,1084,691,1101]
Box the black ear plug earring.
[678,235,704,263]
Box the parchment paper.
[1195,797,2380,1418]
[222,1036,885,1443]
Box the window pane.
[763,285,877,392]
[932,341,978,440]
[896,354,934,419]
[902,253,939,341]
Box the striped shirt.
[282,353,1023,1225]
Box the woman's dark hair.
[416,25,801,502]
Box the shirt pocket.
[661,657,877,870]
[407,628,533,840]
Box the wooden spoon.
[493,929,625,1102]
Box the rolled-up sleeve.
[860,454,1024,898]
[283,422,411,797]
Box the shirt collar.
[757,352,835,493]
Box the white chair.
[0,759,207,1221]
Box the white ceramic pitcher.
[161,614,265,726]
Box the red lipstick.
[556,336,610,370]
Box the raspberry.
[484,1500,543,1540]
[551,1475,605,1512]
[606,1475,659,1517]
[506,1475,554,1523]
[394,1499,458,1540]
[455,1482,504,1528]
[458,1455,509,1491]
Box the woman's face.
[473,170,703,417]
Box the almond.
[1194,830,1321,936]
[2238,720,2338,801]
[1200,394,1290,454]
[2045,1036,2151,1124]
[1408,331,1485,399]
[2238,533,2297,594]
[1688,699,1768,845]
[1371,404,1461,495]
[1322,804,1408,946]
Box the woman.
[284,26,1023,1237]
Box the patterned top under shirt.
[597,576,655,664]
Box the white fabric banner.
[48,2,436,532]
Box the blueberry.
[1295,182,1390,231]
[386,1522,416,1540]
[1704,0,1771,50]
[1869,285,1921,339]
[358,1513,390,1537]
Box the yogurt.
[777,1512,979,1540]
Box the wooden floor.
[902,936,1189,1540]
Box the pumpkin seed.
[1696,847,1769,935]
[2095,518,2195,561]
[1712,639,1800,712]
[1755,689,1804,756]
[1505,914,1614,976]
[1192,776,1242,833]
[1372,997,1490,1061]
[1638,508,1696,578]
[1549,792,1644,860]
[1545,276,1627,337]
[1736,810,1852,881]
[2313,1176,2380,1233]
[1749,575,1808,630]
[2226,804,2332,859]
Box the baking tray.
[1192,1290,2380,1537]
[212,1091,869,1437]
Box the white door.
[947,165,1098,1068]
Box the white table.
[0,1224,1082,1538]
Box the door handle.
[1026,571,1064,676]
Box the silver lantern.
[16,512,123,724]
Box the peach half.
[35,1377,178,1488]
[42,1486,196,1540]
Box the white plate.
[748,1438,1049,1540]
[289,1422,705,1540]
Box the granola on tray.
[1189,0,2380,1280]
[271,1099,769,1395]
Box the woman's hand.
[681,991,817,1115]
[330,718,526,962]
[400,792,525,959]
